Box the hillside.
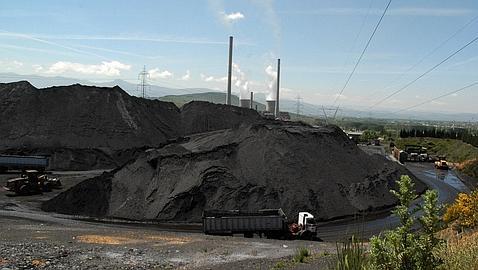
[395,137,478,163]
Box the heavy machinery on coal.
[202,208,317,240]
[4,170,61,195]
[0,155,48,173]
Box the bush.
[443,189,478,229]
[369,175,443,270]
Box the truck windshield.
[307,218,316,225]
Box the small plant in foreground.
[294,247,310,263]
[334,235,369,270]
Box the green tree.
[369,175,443,270]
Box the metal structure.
[250,92,254,109]
[0,155,48,172]
[275,59,281,117]
[226,36,233,105]
[137,65,150,98]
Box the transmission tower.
[295,95,303,116]
[137,65,150,98]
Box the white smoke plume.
[265,64,277,100]
[232,63,250,99]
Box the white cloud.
[32,64,43,72]
[0,60,24,70]
[180,70,191,81]
[149,68,174,79]
[222,12,244,23]
[46,61,131,76]
[200,73,227,83]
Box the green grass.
[333,235,369,270]
[294,247,311,263]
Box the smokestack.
[250,92,254,109]
[275,59,280,117]
[226,36,233,105]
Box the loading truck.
[0,155,49,173]
[202,208,317,240]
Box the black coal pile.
[43,121,425,222]
[0,81,261,170]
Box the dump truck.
[202,208,317,240]
[0,155,49,173]
[4,170,61,195]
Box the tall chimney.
[226,36,233,105]
[275,59,280,117]
[250,92,254,109]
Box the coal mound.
[43,121,425,222]
[0,81,260,170]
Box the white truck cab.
[298,212,317,234]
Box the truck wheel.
[19,185,29,195]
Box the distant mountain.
[0,73,475,122]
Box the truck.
[0,155,49,173]
[435,159,449,170]
[202,208,317,240]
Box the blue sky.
[0,0,477,113]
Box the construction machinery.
[4,170,61,195]
[202,208,318,240]
[435,158,449,170]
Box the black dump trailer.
[0,155,49,173]
[202,209,290,238]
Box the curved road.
[317,162,469,241]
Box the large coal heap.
[43,122,425,222]
[0,81,261,170]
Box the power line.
[332,0,392,108]
[366,13,478,99]
[394,81,478,114]
[369,34,478,109]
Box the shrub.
[369,175,443,270]
[443,189,478,229]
